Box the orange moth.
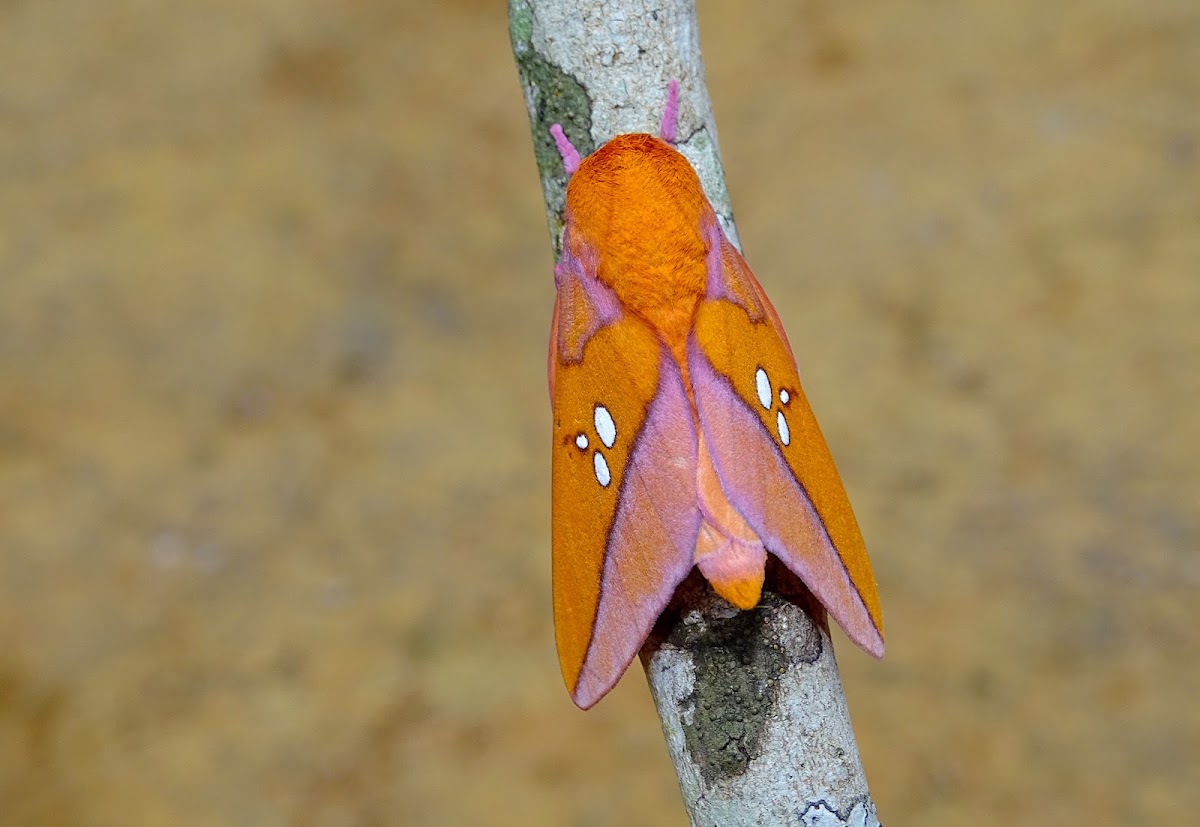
[548,81,883,709]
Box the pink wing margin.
[571,349,700,707]
[551,232,703,708]
[687,221,885,658]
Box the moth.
[548,81,883,709]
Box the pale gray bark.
[509,0,737,252]
[509,2,880,824]
[639,574,880,827]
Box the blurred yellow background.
[1,1,1197,824]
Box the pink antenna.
[549,124,581,175]
[659,79,680,143]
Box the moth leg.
[549,124,581,174]
[659,79,680,143]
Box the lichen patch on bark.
[510,0,594,246]
[667,590,823,784]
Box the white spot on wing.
[755,368,772,410]
[779,388,790,405]
[593,451,611,487]
[575,433,588,450]
[594,405,617,448]
[777,410,791,446]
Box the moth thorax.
[567,134,712,338]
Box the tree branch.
[510,2,880,824]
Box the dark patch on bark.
[509,0,594,251]
[646,564,827,785]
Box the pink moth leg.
[549,124,581,174]
[659,78,680,143]
[551,79,678,174]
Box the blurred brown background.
[1,1,1197,825]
